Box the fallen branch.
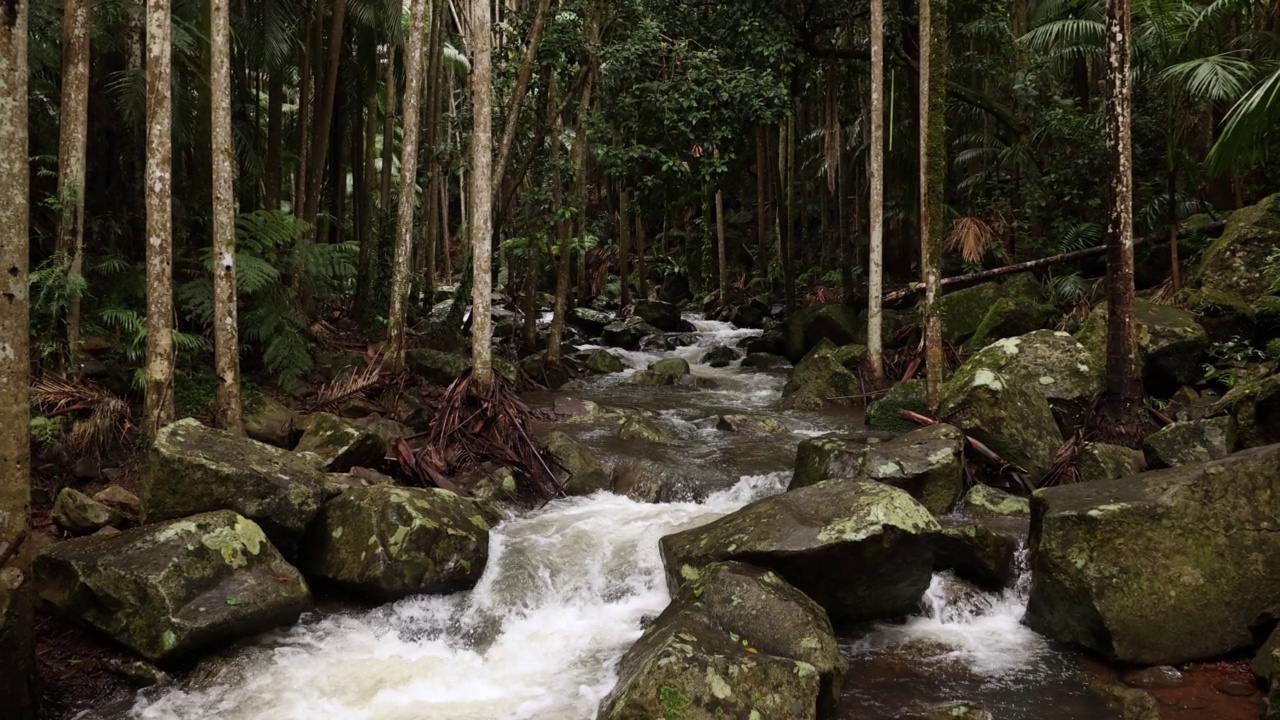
[897,409,1033,492]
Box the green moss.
[867,379,930,432]
[660,685,689,719]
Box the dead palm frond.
[308,353,394,413]
[946,216,999,264]
[31,377,135,459]
[1041,430,1088,487]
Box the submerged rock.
[294,412,388,472]
[1026,445,1280,664]
[302,485,501,600]
[618,417,678,445]
[1142,416,1237,468]
[35,510,310,664]
[144,418,328,557]
[542,431,610,496]
[599,561,845,720]
[716,414,787,434]
[661,479,940,624]
[52,488,123,535]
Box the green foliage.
[29,416,67,447]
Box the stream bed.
[126,318,1123,720]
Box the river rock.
[618,417,678,445]
[1142,416,1237,468]
[294,412,387,472]
[662,479,940,624]
[780,342,862,411]
[728,302,768,329]
[1078,300,1209,391]
[649,358,691,377]
[781,303,862,363]
[610,459,736,503]
[934,522,1020,590]
[939,280,1007,345]
[599,561,845,720]
[404,348,471,386]
[867,379,931,433]
[1194,191,1280,303]
[957,331,1103,408]
[963,484,1030,517]
[350,416,412,448]
[910,701,994,720]
[584,349,624,374]
[702,345,740,368]
[741,352,789,370]
[93,485,142,516]
[860,424,965,516]
[1026,444,1280,664]
[1122,665,1186,689]
[243,394,296,448]
[940,363,1062,484]
[1210,373,1280,448]
[302,485,501,600]
[144,418,328,557]
[632,300,682,331]
[1094,685,1162,720]
[1078,443,1146,483]
[790,430,898,489]
[52,488,123,535]
[542,431,610,496]
[968,294,1056,350]
[603,318,662,350]
[35,510,310,664]
[744,328,787,357]
[716,414,786,434]
[569,307,614,335]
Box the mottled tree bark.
[302,0,347,229]
[545,78,569,364]
[469,0,495,384]
[1104,0,1141,400]
[210,0,242,432]
[867,0,886,381]
[0,4,34,716]
[264,68,284,211]
[56,0,91,367]
[919,0,947,409]
[715,183,728,304]
[384,0,429,372]
[492,0,552,192]
[144,0,176,437]
[619,187,632,307]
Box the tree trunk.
[755,124,768,273]
[210,0,243,433]
[636,211,648,299]
[619,186,631,307]
[1104,0,1140,401]
[919,0,947,409]
[144,0,177,437]
[546,80,570,363]
[264,68,284,211]
[493,0,552,192]
[867,0,886,381]
[1167,146,1181,292]
[0,3,34,715]
[379,44,396,219]
[355,87,377,311]
[303,0,348,229]
[384,0,430,371]
[782,111,797,313]
[469,0,495,385]
[295,9,314,214]
[56,0,91,367]
[715,183,728,304]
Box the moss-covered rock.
[599,561,845,720]
[858,424,965,516]
[940,364,1063,484]
[780,303,863,363]
[1077,443,1145,483]
[744,328,787,357]
[1194,192,1280,303]
[569,307,615,335]
[789,430,897,490]
[584,349,625,374]
[618,416,679,445]
[610,459,737,504]
[728,301,769,329]
[661,479,940,624]
[144,418,328,557]
[301,485,500,600]
[963,484,1030,517]
[934,522,1021,590]
[632,300,683,331]
[956,331,1103,406]
[649,358,691,377]
[702,345,741,368]
[404,348,471,386]
[1251,627,1280,684]
[52,487,122,535]
[1208,373,1280,449]
[939,278,1043,345]
[780,342,861,411]
[867,379,931,432]
[1077,300,1209,391]
[602,318,663,350]
[93,485,142,516]
[1142,416,1237,468]
[1025,444,1280,664]
[35,510,310,664]
[969,296,1058,350]
[542,431,610,496]
[242,394,296,449]
[294,412,387,472]
[741,352,789,371]
[715,414,787,434]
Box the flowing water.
[125,317,1117,720]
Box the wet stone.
[1122,666,1185,689]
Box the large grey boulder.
[404,348,471,386]
[790,431,897,489]
[242,394,296,448]
[602,318,663,350]
[1194,191,1280,303]
[1026,445,1280,664]
[632,300,682,331]
[1142,416,1237,468]
[52,488,123,535]
[940,363,1063,484]
[779,341,862,411]
[599,562,845,720]
[569,307,615,335]
[35,510,310,664]
[144,418,328,557]
[661,480,940,624]
[1077,443,1146,483]
[1077,300,1209,391]
[542,431,610,496]
[302,485,501,600]
[294,412,387,472]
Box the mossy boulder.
[744,328,787,357]
[661,479,940,624]
[780,342,861,411]
[1077,300,1209,391]
[602,318,663,350]
[1077,443,1146,483]
[618,416,679,445]
[939,277,1043,345]
[404,348,471,386]
[144,418,328,557]
[940,364,1063,484]
[728,300,770,329]
[649,358,691,377]
[542,431,610,496]
[715,414,787,435]
[963,484,1029,517]
[741,352,789,371]
[789,430,898,490]
[52,488,123,535]
[1025,444,1280,664]
[610,459,737,504]
[569,307,615,335]
[293,412,387,472]
[1194,192,1280,303]
[1252,628,1280,684]
[632,300,683,331]
[861,424,966,516]
[242,394,296,449]
[1208,373,1280,449]
[780,303,862,364]
[93,485,142,516]
[958,331,1103,406]
[969,296,1058,350]
[867,379,931,433]
[301,485,501,600]
[35,510,310,664]
[1142,416,1237,468]
[584,349,625,374]
[934,522,1021,590]
[702,345,741,368]
[599,561,845,720]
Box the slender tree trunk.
[716,183,728,304]
[210,0,243,432]
[782,111,797,313]
[919,0,947,409]
[636,211,648,299]
[295,9,314,214]
[1166,130,1181,292]
[867,0,886,380]
[755,125,768,273]
[379,45,396,217]
[546,80,570,363]
[1104,0,1140,401]
[469,0,495,385]
[0,4,34,715]
[355,88,377,310]
[303,0,348,229]
[521,230,538,348]
[492,0,552,192]
[264,68,284,211]
[144,0,176,437]
[619,186,632,307]
[57,0,91,367]
[384,0,429,371]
